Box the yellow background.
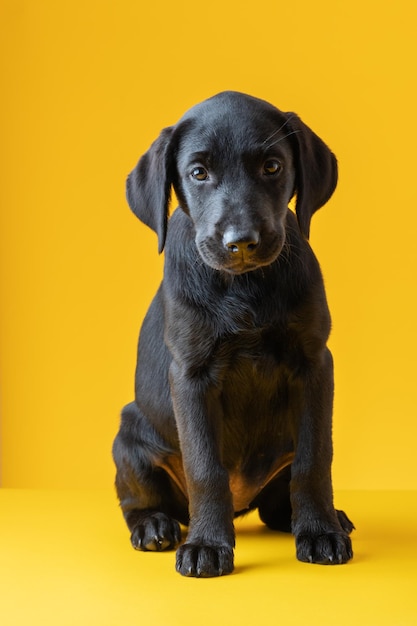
[1,0,417,491]
[1,489,416,625]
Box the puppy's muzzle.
[197,223,285,274]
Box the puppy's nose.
[223,229,260,255]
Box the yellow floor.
[1,489,416,626]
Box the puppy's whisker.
[265,129,303,150]
[280,239,305,267]
[262,116,295,145]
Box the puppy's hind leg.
[112,402,188,552]
[256,466,293,533]
[115,472,184,552]
[255,468,355,536]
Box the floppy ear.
[126,126,175,253]
[287,114,338,239]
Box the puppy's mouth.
[217,256,277,275]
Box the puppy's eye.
[191,167,208,181]
[263,160,281,176]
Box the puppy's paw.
[130,512,181,552]
[296,531,353,565]
[176,543,234,577]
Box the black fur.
[113,91,353,577]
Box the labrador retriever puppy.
[113,91,354,577]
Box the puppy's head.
[126,91,337,274]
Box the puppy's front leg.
[290,348,353,564]
[169,361,235,577]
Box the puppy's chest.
[218,327,298,429]
[220,337,295,423]
[218,323,297,379]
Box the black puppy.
[113,91,354,577]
